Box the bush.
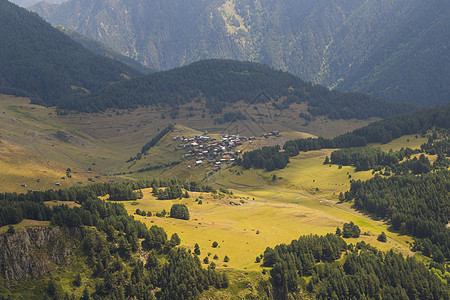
[170,204,190,220]
[377,232,387,242]
[212,241,218,248]
[342,222,360,238]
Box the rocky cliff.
[0,227,80,280]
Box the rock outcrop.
[0,227,80,280]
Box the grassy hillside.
[0,0,140,106]
[0,93,377,192]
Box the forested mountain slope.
[57,27,153,74]
[58,59,415,119]
[30,0,450,106]
[0,0,141,105]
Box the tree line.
[58,59,412,120]
[344,170,450,262]
[128,124,175,162]
[240,103,450,171]
[261,234,449,299]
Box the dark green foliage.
[142,124,174,154]
[378,232,387,243]
[262,234,346,297]
[170,233,181,246]
[212,241,218,248]
[108,185,139,201]
[0,178,214,227]
[309,249,449,300]
[342,222,361,238]
[335,227,341,236]
[169,204,190,220]
[73,274,82,287]
[194,243,201,255]
[262,234,347,270]
[265,234,449,299]
[6,225,15,234]
[0,0,139,106]
[345,171,450,260]
[330,147,400,171]
[159,248,228,299]
[58,59,411,118]
[152,178,212,200]
[239,145,289,171]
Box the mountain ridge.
[30,0,450,106]
[0,0,141,105]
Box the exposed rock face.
[0,227,80,280]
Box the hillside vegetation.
[59,59,414,118]
[30,0,450,106]
[57,26,153,74]
[0,0,140,106]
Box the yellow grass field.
[116,145,414,272]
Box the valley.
[0,1,448,297]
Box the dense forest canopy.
[59,59,414,118]
[0,0,140,105]
[262,234,449,299]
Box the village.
[174,130,281,172]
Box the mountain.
[57,26,153,74]
[0,0,141,106]
[58,59,415,119]
[8,0,63,7]
[30,0,450,106]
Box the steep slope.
[59,59,415,120]
[0,0,141,106]
[57,26,153,74]
[30,0,450,106]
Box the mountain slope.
[30,0,450,106]
[57,26,153,74]
[60,59,415,120]
[0,0,141,106]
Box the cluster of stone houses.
[174,130,281,172]
[175,134,248,172]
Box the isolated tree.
[170,204,190,220]
[194,243,201,255]
[170,233,181,246]
[342,222,360,238]
[212,241,218,248]
[377,232,387,242]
